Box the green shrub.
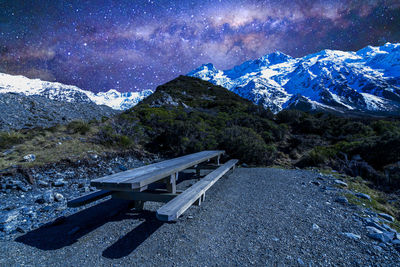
[276,109,304,125]
[371,120,400,135]
[0,132,24,149]
[220,126,275,165]
[101,116,109,123]
[67,120,91,135]
[298,146,338,167]
[118,135,134,148]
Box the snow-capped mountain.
[188,43,400,115]
[0,72,153,110]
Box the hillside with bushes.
[1,76,399,190]
[99,76,400,190]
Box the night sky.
[1,0,399,93]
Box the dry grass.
[0,124,120,169]
[319,168,400,232]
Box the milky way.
[0,0,399,92]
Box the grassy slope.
[0,121,139,169]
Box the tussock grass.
[0,124,124,169]
[320,169,400,231]
[0,131,24,150]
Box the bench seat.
[156,159,238,221]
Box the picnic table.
[68,151,238,221]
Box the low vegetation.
[320,169,400,228]
[0,120,122,169]
[0,76,399,192]
[100,76,282,166]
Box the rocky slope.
[0,93,118,131]
[0,72,153,110]
[188,43,400,115]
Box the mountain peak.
[189,63,217,73]
[0,72,152,110]
[188,43,400,115]
[260,51,292,64]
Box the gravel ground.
[1,167,399,266]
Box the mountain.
[0,72,153,110]
[188,43,400,115]
[0,93,118,131]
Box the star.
[0,0,399,93]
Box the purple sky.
[0,0,399,92]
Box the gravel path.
[1,167,399,266]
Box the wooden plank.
[92,151,223,184]
[91,150,224,191]
[67,190,112,207]
[156,159,238,221]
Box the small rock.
[367,226,383,234]
[365,222,386,232]
[37,180,49,187]
[334,179,348,187]
[312,223,320,230]
[53,179,67,187]
[23,154,36,162]
[241,163,249,168]
[334,196,349,204]
[378,242,388,250]
[355,193,371,201]
[366,227,392,243]
[41,206,52,212]
[271,237,279,241]
[381,224,396,233]
[0,210,19,224]
[372,245,383,253]
[377,213,395,222]
[311,181,321,186]
[16,183,30,192]
[42,190,54,203]
[297,258,304,265]
[54,192,64,202]
[321,186,337,191]
[343,232,361,240]
[0,220,18,233]
[55,205,66,211]
[118,164,128,171]
[187,215,193,219]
